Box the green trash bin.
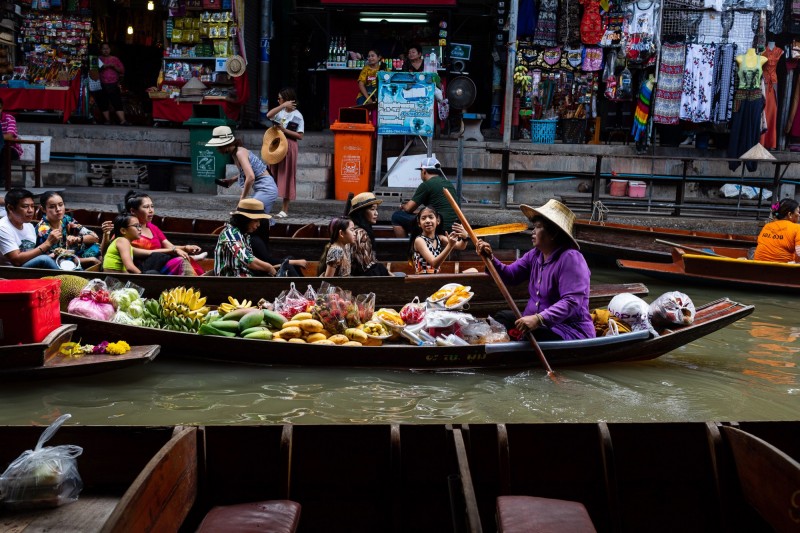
[183,105,236,194]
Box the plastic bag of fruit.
[66,278,115,321]
[400,296,426,325]
[312,285,360,334]
[274,282,312,320]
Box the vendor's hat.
[261,125,288,165]
[415,156,444,175]
[348,192,383,215]
[225,55,246,78]
[205,125,236,147]
[519,199,579,249]
[230,198,271,220]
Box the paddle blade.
[472,223,529,237]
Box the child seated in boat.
[753,198,800,263]
[102,214,142,274]
[474,200,595,340]
[410,206,466,274]
[318,216,355,277]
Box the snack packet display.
[0,414,83,510]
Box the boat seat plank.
[196,500,301,533]
[0,494,120,532]
[496,495,597,533]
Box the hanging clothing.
[759,46,783,150]
[680,44,717,123]
[712,43,737,124]
[532,0,558,47]
[558,0,581,46]
[622,0,657,63]
[728,54,765,171]
[518,0,537,37]
[653,43,686,125]
[768,0,785,33]
[579,0,604,45]
[632,77,655,141]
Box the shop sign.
[377,72,435,137]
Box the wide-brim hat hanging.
[261,126,288,165]
[519,199,580,249]
[225,55,246,78]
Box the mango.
[244,329,273,340]
[210,320,241,333]
[222,307,256,321]
[344,328,368,343]
[282,320,303,329]
[292,312,314,321]
[305,332,328,343]
[263,309,287,328]
[311,339,336,345]
[328,334,349,345]
[288,337,307,344]
[362,336,383,347]
[343,341,363,347]
[198,323,236,337]
[277,326,302,339]
[272,338,287,342]
[240,326,271,337]
[299,319,324,333]
[239,310,266,332]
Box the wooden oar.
[442,189,558,381]
[654,239,723,257]
[472,222,528,237]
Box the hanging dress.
[727,54,765,171]
[712,43,737,124]
[759,46,783,150]
[579,0,605,45]
[632,77,655,141]
[680,44,716,123]
[652,43,686,124]
[558,0,581,46]
[532,0,558,47]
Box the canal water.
[0,267,797,426]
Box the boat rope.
[591,201,609,224]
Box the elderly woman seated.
[214,198,278,277]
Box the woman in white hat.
[207,126,278,216]
[346,192,390,276]
[266,87,304,218]
[213,198,278,277]
[474,199,595,340]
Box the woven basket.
[148,91,169,99]
[531,119,557,144]
[561,118,587,144]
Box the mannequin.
[760,42,783,149]
[735,48,768,71]
[728,48,766,171]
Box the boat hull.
[60,298,753,369]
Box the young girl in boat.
[411,206,466,274]
[318,216,356,277]
[102,214,141,274]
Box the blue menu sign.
[377,71,435,137]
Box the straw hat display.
[739,143,776,161]
[225,55,246,78]
[261,126,288,165]
[519,199,579,249]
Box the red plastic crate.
[0,279,61,345]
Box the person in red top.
[98,42,130,125]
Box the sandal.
[276,211,288,218]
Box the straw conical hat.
[519,199,579,249]
[739,143,776,161]
[261,126,288,165]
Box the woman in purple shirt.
[476,199,595,341]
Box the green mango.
[198,323,236,337]
[262,309,287,329]
[239,310,266,331]
[222,307,256,321]
[209,320,241,333]
[240,326,272,337]
[243,329,273,340]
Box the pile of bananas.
[145,287,210,332]
[218,296,253,315]
[513,65,531,93]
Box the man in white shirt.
[0,188,60,268]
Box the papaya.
[292,312,314,321]
[328,334,349,345]
[238,310,265,332]
[244,329,273,340]
[263,309,287,328]
[299,319,324,333]
[305,332,328,343]
[222,307,256,321]
[209,320,241,333]
[198,323,236,337]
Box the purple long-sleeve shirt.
[492,246,595,340]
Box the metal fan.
[446,76,477,110]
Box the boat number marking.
[425,353,487,362]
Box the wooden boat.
[618,246,800,293]
[0,324,159,380]
[0,264,646,317]
[68,209,517,262]
[498,219,757,264]
[61,298,752,369]
[0,425,197,532]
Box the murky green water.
[0,267,797,426]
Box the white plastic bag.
[608,293,657,336]
[0,414,83,510]
[649,291,696,328]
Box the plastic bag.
[67,279,115,321]
[608,293,656,336]
[274,282,312,320]
[649,291,696,328]
[400,296,426,325]
[311,285,359,334]
[0,414,83,510]
[425,310,475,338]
[355,292,376,324]
[461,316,510,344]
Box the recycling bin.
[183,105,236,194]
[330,107,375,201]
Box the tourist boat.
[0,421,795,532]
[60,298,752,369]
[618,246,800,293]
[0,263,647,317]
[0,324,158,380]
[68,209,517,262]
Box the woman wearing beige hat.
[213,198,278,277]
[266,87,304,218]
[474,199,595,340]
[207,126,278,216]
[346,192,390,276]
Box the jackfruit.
[43,275,89,311]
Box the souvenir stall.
[150,3,248,123]
[0,7,89,123]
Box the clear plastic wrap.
[648,291,696,328]
[0,414,83,510]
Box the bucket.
[628,181,647,198]
[609,179,628,197]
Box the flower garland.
[59,340,131,357]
